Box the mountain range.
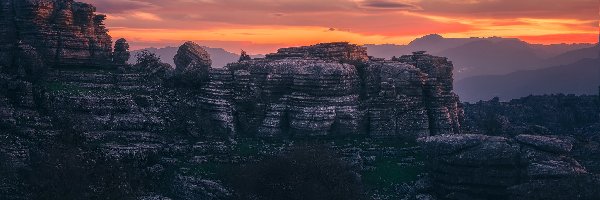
[365,34,596,80]
[456,58,600,102]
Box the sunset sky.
[81,0,600,54]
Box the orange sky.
[81,0,599,54]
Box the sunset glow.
[81,0,599,54]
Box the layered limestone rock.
[420,134,600,200]
[203,44,464,139]
[395,52,462,135]
[362,61,430,138]
[227,58,362,137]
[0,0,113,69]
[174,41,212,86]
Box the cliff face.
[202,43,463,139]
[0,0,112,69]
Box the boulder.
[174,41,212,86]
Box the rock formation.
[420,134,600,200]
[0,0,113,69]
[209,43,462,139]
[174,41,212,86]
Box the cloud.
[131,12,163,21]
[83,0,597,51]
[358,0,422,10]
[79,0,154,13]
[415,0,597,20]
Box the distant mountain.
[363,44,410,60]
[436,39,543,80]
[529,43,598,58]
[130,47,264,68]
[366,34,595,80]
[541,46,599,66]
[455,58,600,102]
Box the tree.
[133,50,173,78]
[238,50,251,62]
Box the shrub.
[133,50,173,79]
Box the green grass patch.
[362,157,423,187]
[45,82,97,94]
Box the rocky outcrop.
[210,45,462,139]
[394,52,462,135]
[420,134,600,200]
[0,0,113,69]
[174,41,212,86]
[209,44,462,139]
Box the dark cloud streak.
[80,0,154,13]
[359,0,422,10]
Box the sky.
[80,0,600,54]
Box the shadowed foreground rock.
[420,134,600,200]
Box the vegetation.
[238,50,251,62]
[133,50,173,78]
[229,145,364,200]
